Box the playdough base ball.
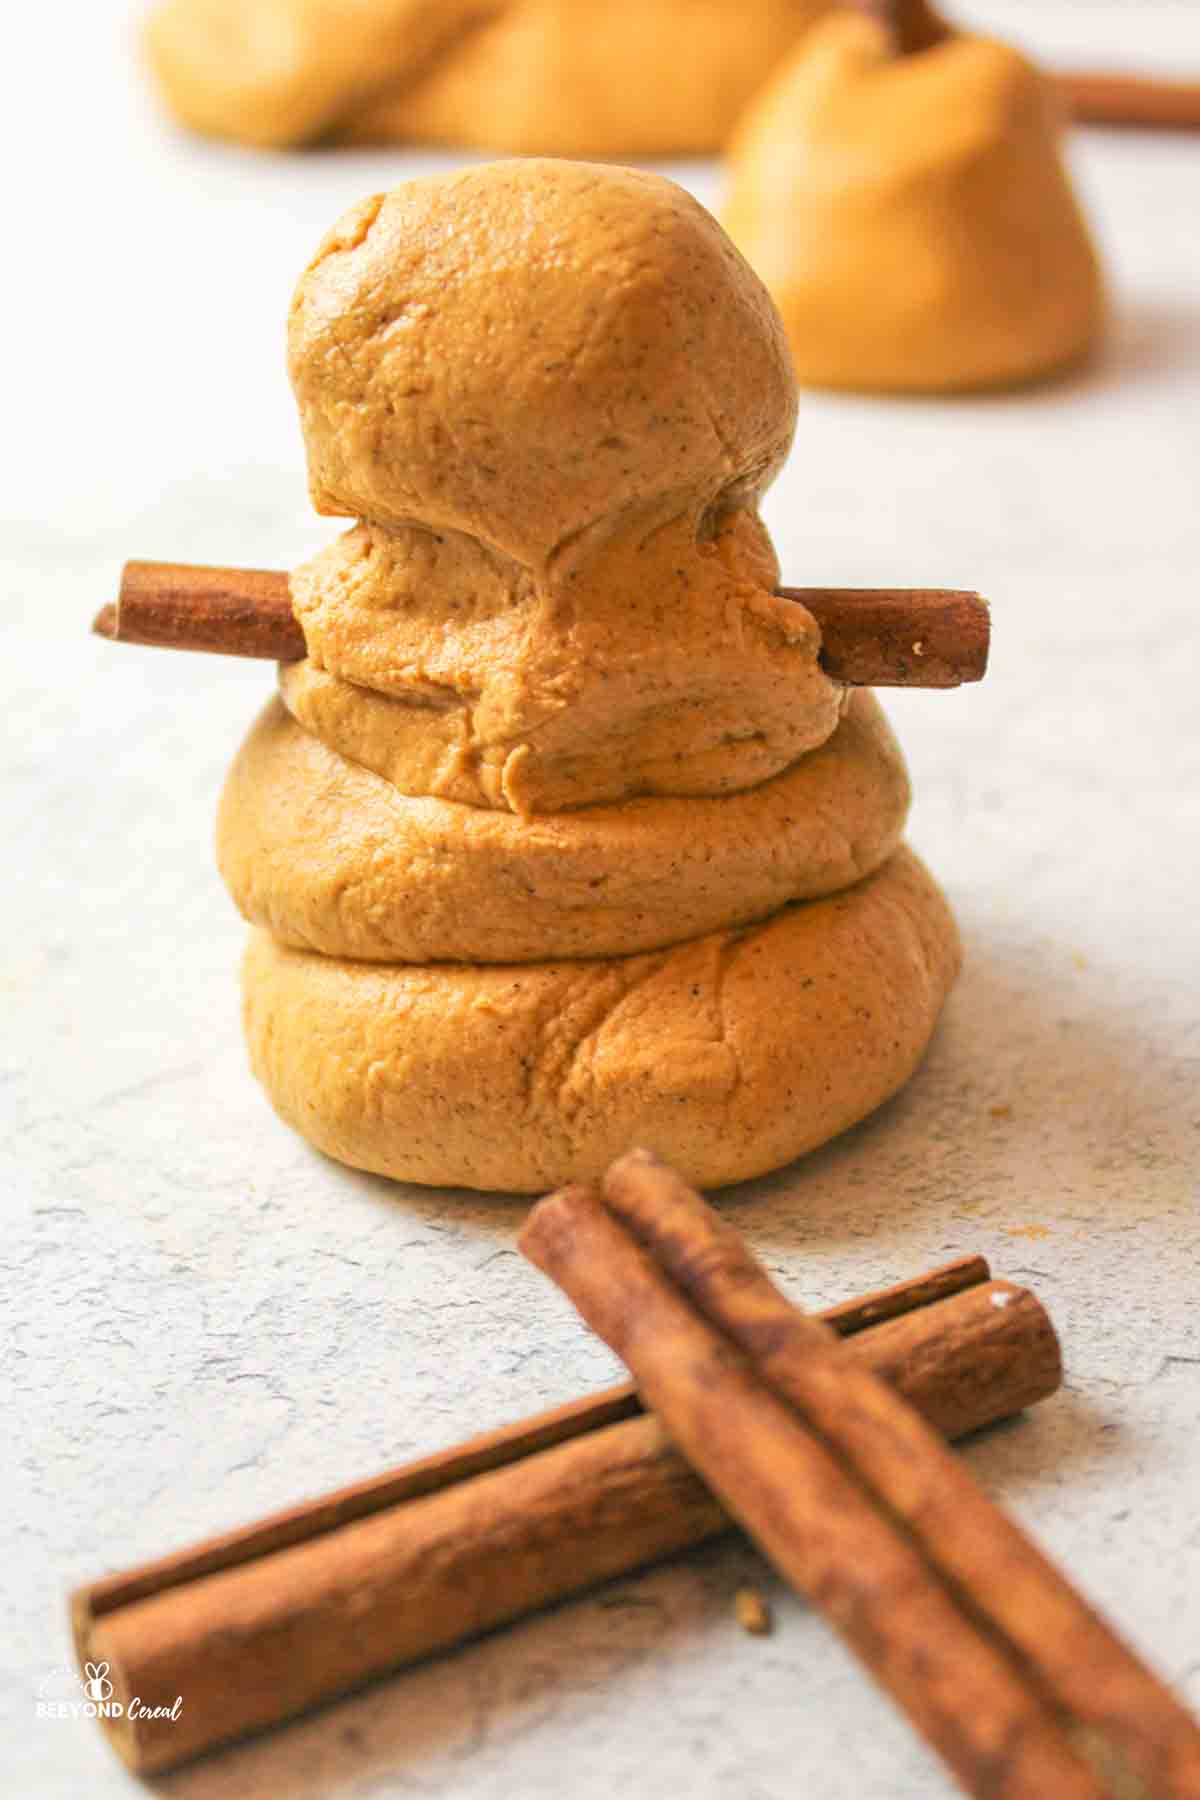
[240,845,960,1193]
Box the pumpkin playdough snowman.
[217,160,960,1192]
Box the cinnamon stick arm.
[1058,72,1200,133]
[854,0,1200,130]
[521,1188,1104,1800]
[72,1256,1051,1775]
[95,561,305,661]
[849,0,950,55]
[94,560,990,688]
[598,1151,1200,1800]
[848,3,1200,133]
[780,585,989,687]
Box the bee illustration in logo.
[83,1662,113,1703]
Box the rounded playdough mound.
[723,15,1104,393]
[288,159,799,562]
[217,689,908,964]
[241,846,961,1193]
[145,0,838,155]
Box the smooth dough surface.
[217,688,908,963]
[284,162,843,810]
[242,845,961,1192]
[143,1,488,148]
[723,15,1105,393]
[145,0,836,154]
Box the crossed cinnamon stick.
[74,1249,1056,1773]
[93,560,991,689]
[521,1152,1200,1800]
[72,1152,1200,1787]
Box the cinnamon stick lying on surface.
[1059,72,1200,133]
[72,1253,1056,1775]
[93,559,990,688]
[522,1152,1200,1800]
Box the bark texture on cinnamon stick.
[94,561,306,661]
[778,584,989,687]
[522,1152,1200,1800]
[93,560,989,688]
[72,1254,1056,1775]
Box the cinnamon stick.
[851,0,950,56]
[778,584,989,687]
[72,1254,1056,1774]
[522,1154,1200,1800]
[94,560,990,688]
[94,561,305,661]
[853,0,1200,133]
[1058,72,1200,133]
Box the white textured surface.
[3,5,1199,1796]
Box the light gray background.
[3,4,1198,1795]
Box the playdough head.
[288,159,798,565]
